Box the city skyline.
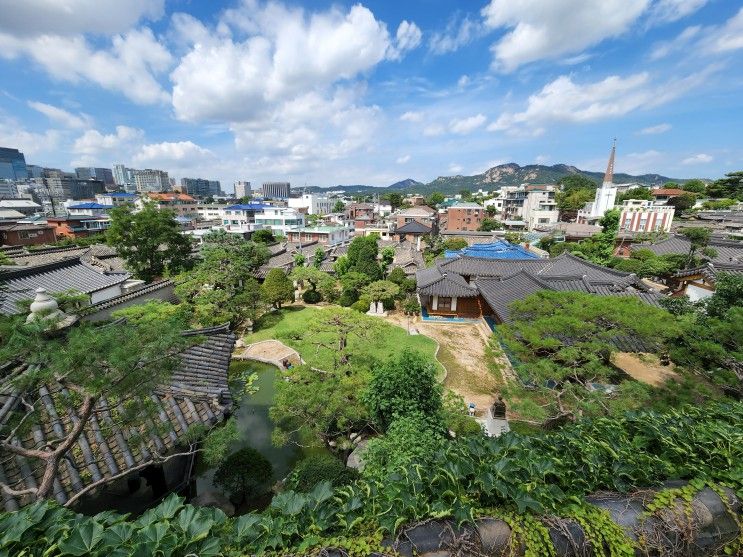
[0,0,742,190]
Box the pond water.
[195,360,319,506]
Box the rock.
[192,489,235,517]
[346,439,369,470]
[475,518,511,555]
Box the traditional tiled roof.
[418,271,479,298]
[0,257,130,315]
[632,235,743,264]
[0,323,235,510]
[476,272,551,323]
[395,220,432,234]
[80,280,177,315]
[674,261,743,284]
[8,247,89,267]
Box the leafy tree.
[107,202,193,281]
[557,174,598,193]
[426,192,445,207]
[362,412,446,480]
[616,187,653,204]
[348,236,382,280]
[340,271,372,292]
[680,227,711,267]
[313,246,326,269]
[252,229,275,244]
[293,253,306,267]
[501,291,679,425]
[479,218,503,231]
[291,266,335,301]
[0,251,13,265]
[704,272,743,318]
[387,267,408,286]
[380,246,395,272]
[333,255,351,276]
[459,189,473,201]
[383,192,403,210]
[112,299,190,325]
[364,349,443,431]
[442,237,468,251]
[261,268,295,309]
[610,249,686,279]
[682,179,706,194]
[702,198,737,210]
[363,280,400,305]
[332,200,345,213]
[555,209,619,266]
[442,391,483,437]
[706,171,743,200]
[486,205,497,216]
[175,233,269,326]
[286,454,359,492]
[556,175,597,215]
[271,362,372,450]
[214,447,273,505]
[0,312,191,502]
[667,192,697,211]
[239,195,252,204]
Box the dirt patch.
[239,340,302,368]
[383,313,507,417]
[612,352,679,386]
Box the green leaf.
[100,523,135,548]
[154,493,183,520]
[235,515,261,544]
[58,520,104,556]
[270,491,307,516]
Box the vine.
[708,483,743,556]
[564,504,635,557]
[493,511,556,557]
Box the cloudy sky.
[1,0,742,190]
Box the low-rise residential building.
[650,188,685,204]
[96,192,138,206]
[142,193,199,216]
[286,225,351,246]
[520,186,559,230]
[618,199,675,233]
[345,203,375,220]
[671,262,743,302]
[395,220,432,247]
[65,202,114,217]
[0,222,56,246]
[197,204,228,222]
[445,202,485,232]
[355,222,396,241]
[0,199,42,215]
[254,206,305,236]
[220,203,269,233]
[287,193,333,215]
[47,215,110,239]
[394,206,437,228]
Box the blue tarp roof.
[68,202,114,209]
[108,193,138,197]
[444,240,538,260]
[225,203,270,210]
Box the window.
[438,297,452,311]
[19,231,30,239]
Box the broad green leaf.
[58,520,104,556]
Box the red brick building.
[444,202,485,232]
[394,206,436,229]
[0,223,56,246]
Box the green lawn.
[245,306,443,373]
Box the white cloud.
[27,101,92,129]
[650,25,701,59]
[449,114,487,134]
[700,7,743,54]
[457,75,470,88]
[651,8,743,60]
[535,154,550,164]
[682,153,713,165]
[134,141,215,166]
[423,124,445,137]
[72,126,144,157]
[387,20,422,60]
[0,28,172,104]
[0,0,164,36]
[429,15,484,55]
[649,0,709,23]
[171,3,392,123]
[396,154,411,164]
[400,111,424,122]
[0,119,62,157]
[489,68,716,135]
[448,163,464,174]
[481,0,648,71]
[639,123,672,135]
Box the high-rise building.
[234,181,251,198]
[26,165,44,178]
[133,169,169,193]
[75,167,115,186]
[262,181,290,199]
[181,177,222,197]
[0,147,28,180]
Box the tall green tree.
[261,268,295,309]
[706,171,743,200]
[383,193,403,210]
[682,179,706,194]
[479,218,503,231]
[363,280,400,304]
[107,202,193,281]
[175,232,269,326]
[332,200,345,213]
[0,313,191,503]
[616,187,653,204]
[347,236,382,280]
[313,246,326,269]
[426,192,445,207]
[680,227,711,267]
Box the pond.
[195,360,322,510]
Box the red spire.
[603,138,616,185]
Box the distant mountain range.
[308,163,682,196]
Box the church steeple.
[603,138,616,186]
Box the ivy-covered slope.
[1,402,741,556]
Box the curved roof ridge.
[554,251,632,277]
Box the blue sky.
[0,0,742,190]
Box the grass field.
[244,305,444,373]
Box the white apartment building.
[522,187,559,230]
[134,169,169,193]
[618,200,675,233]
[287,193,333,215]
[219,203,268,233]
[96,192,138,206]
[254,206,305,236]
[198,204,227,221]
[234,181,251,199]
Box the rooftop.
[68,202,114,210]
[651,188,685,196]
[291,225,348,233]
[395,220,432,234]
[225,203,270,210]
[444,240,539,260]
[450,202,483,209]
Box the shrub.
[338,289,358,307]
[402,297,421,315]
[302,289,322,304]
[214,447,273,504]
[286,453,359,492]
[351,296,370,313]
[382,297,396,311]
